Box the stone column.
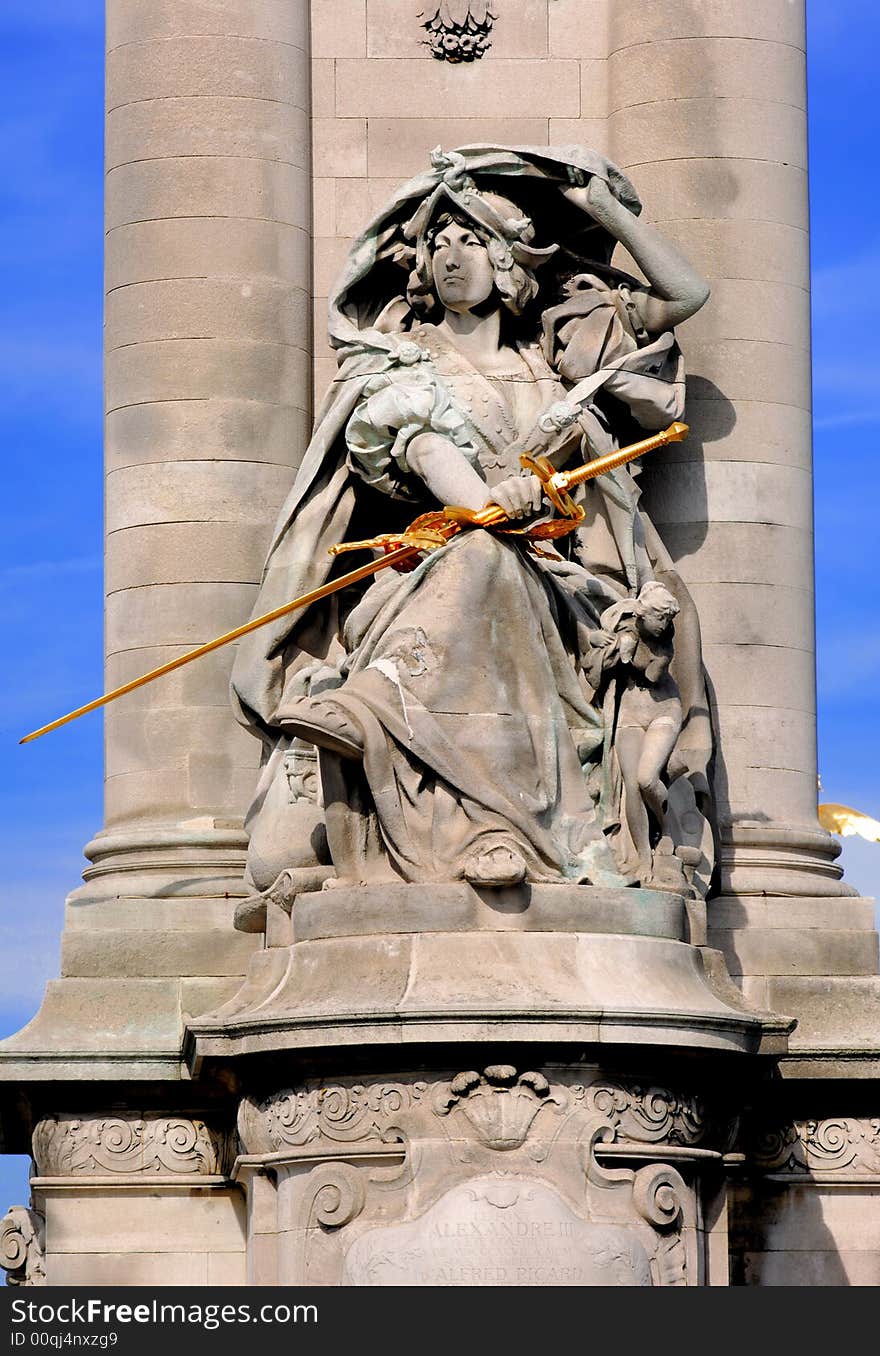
[608,0,846,900]
[90,0,312,899]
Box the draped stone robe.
[232,281,691,893]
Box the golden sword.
[20,420,687,744]
[473,420,688,527]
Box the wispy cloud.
[811,356,880,395]
[807,0,878,41]
[0,920,62,1012]
[0,828,95,1016]
[834,837,880,922]
[811,251,880,319]
[0,556,100,582]
[0,336,100,384]
[0,336,101,429]
[0,3,102,31]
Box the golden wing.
[818,803,880,844]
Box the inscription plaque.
[342,1174,652,1286]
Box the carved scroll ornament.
[0,1207,46,1287]
[753,1117,880,1178]
[239,1082,427,1155]
[240,1073,712,1157]
[574,1080,709,1146]
[32,1114,234,1178]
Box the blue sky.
[0,2,878,1214]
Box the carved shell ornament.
[420,2,497,61]
[435,1066,556,1150]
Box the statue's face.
[640,603,675,637]
[431,221,496,314]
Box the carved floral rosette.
[1,1207,46,1287]
[239,1070,724,1287]
[750,1117,880,1179]
[419,2,496,61]
[32,1113,235,1178]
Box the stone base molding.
[76,826,249,904]
[718,824,858,899]
[187,882,792,1068]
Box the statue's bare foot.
[277,696,363,761]
[617,855,643,882]
[463,844,528,888]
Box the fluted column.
[609,0,846,898]
[86,0,312,897]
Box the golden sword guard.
[447,419,689,532]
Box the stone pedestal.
[188,883,786,1062]
[27,1113,245,1287]
[180,882,785,1288]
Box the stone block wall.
[731,1181,880,1286]
[35,1185,246,1287]
[310,0,611,396]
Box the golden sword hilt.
[453,420,689,528]
[541,419,689,495]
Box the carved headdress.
[327,144,644,354]
[406,149,559,269]
[400,149,559,316]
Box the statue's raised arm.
[560,173,710,334]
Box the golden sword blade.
[20,421,688,744]
[19,545,416,744]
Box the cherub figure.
[593,582,684,886]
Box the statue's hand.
[560,174,625,226]
[488,474,545,521]
[617,629,638,664]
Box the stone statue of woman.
[231,145,712,899]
